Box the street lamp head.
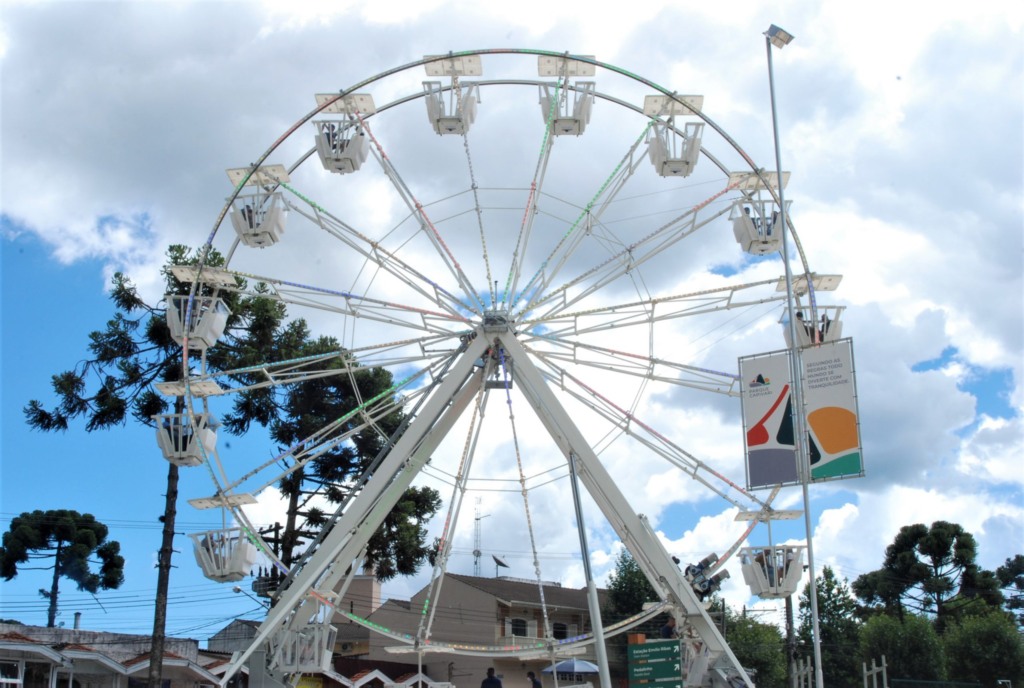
[766,25,795,49]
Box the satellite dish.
[492,555,510,575]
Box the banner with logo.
[739,350,799,489]
[801,338,863,481]
[739,338,863,489]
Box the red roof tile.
[0,632,40,643]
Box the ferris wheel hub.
[482,309,513,332]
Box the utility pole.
[473,498,489,577]
[147,460,178,688]
[786,596,797,688]
[148,394,191,688]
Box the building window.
[1,662,21,688]
[22,663,50,688]
[551,622,577,639]
[504,616,539,637]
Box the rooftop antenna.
[473,497,490,576]
[493,554,510,577]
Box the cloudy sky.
[1,0,1021,647]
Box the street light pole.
[233,584,271,609]
[568,453,612,688]
[764,24,825,688]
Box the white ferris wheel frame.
[174,48,834,688]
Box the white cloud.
[812,486,1024,585]
[1,0,1021,645]
[957,415,1024,487]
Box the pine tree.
[23,244,441,684]
[853,521,1003,630]
[0,510,125,628]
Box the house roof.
[361,598,411,624]
[0,623,199,664]
[324,669,356,687]
[0,630,180,669]
[1,624,223,684]
[201,655,250,677]
[60,645,127,674]
[349,668,393,687]
[56,642,96,651]
[390,671,446,686]
[124,649,188,666]
[445,574,606,611]
[0,632,69,666]
[0,632,36,643]
[210,618,260,635]
[123,650,220,683]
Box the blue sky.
[2,0,1022,646]
[1,235,270,634]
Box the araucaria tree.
[212,318,442,580]
[852,521,1003,629]
[23,245,441,685]
[996,554,1024,626]
[24,245,235,686]
[0,510,124,627]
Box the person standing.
[660,616,678,638]
[482,668,503,688]
[527,672,541,688]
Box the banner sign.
[801,338,863,481]
[739,338,863,489]
[739,350,799,489]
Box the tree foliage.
[852,521,1003,629]
[0,510,124,628]
[206,289,441,579]
[603,549,658,620]
[21,245,239,682]
[721,607,786,688]
[23,252,196,432]
[859,613,945,681]
[942,609,1024,686]
[23,244,442,586]
[996,554,1024,626]
[798,566,861,688]
[364,486,442,580]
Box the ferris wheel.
[154,49,845,688]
